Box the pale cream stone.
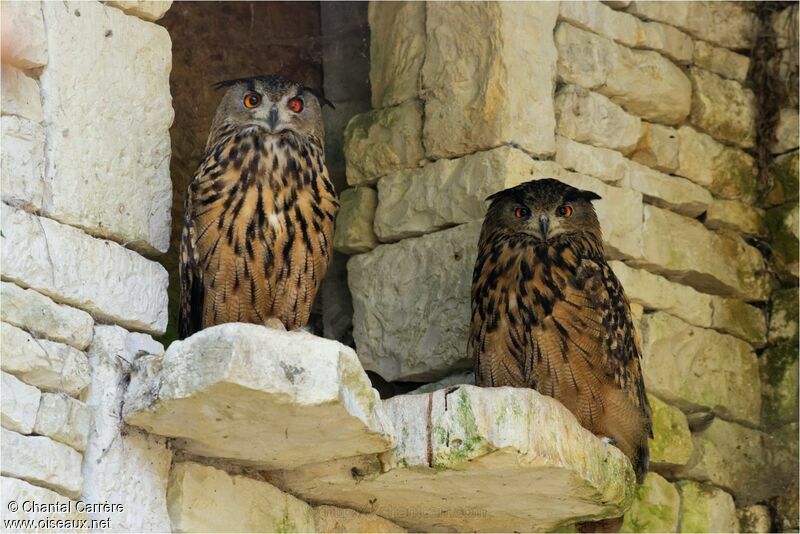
[738,505,772,533]
[314,505,406,533]
[631,122,679,173]
[33,393,90,452]
[344,100,424,186]
[622,160,712,217]
[647,395,692,469]
[709,297,767,349]
[1,323,90,397]
[556,136,627,184]
[555,85,642,155]
[333,187,379,254]
[772,4,798,50]
[124,324,394,469]
[556,23,691,125]
[1,427,83,498]
[368,1,424,108]
[168,462,314,533]
[0,65,43,121]
[0,1,48,68]
[558,1,641,47]
[675,481,738,533]
[1,282,94,350]
[40,1,173,254]
[641,312,761,425]
[104,0,172,21]
[1,477,86,526]
[422,2,558,158]
[638,20,693,64]
[772,107,800,154]
[603,1,631,8]
[0,371,41,435]
[1,116,45,212]
[690,67,756,149]
[705,199,767,237]
[620,473,680,533]
[693,40,750,83]
[1,207,169,335]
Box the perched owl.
[179,74,338,338]
[469,178,652,530]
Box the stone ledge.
[104,1,172,21]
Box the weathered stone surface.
[1,427,82,498]
[125,323,394,468]
[0,1,48,68]
[603,1,631,8]
[40,1,173,253]
[631,122,679,173]
[344,100,424,186]
[0,282,94,350]
[774,45,800,108]
[105,0,172,21]
[83,326,172,532]
[705,199,767,237]
[676,126,757,202]
[368,1,424,108]
[769,287,799,344]
[771,422,800,532]
[268,385,636,533]
[1,116,45,212]
[410,371,475,395]
[1,323,90,397]
[772,108,800,155]
[314,505,406,533]
[766,203,800,281]
[640,312,761,425]
[168,462,314,533]
[556,23,691,124]
[1,65,43,122]
[765,150,799,207]
[555,85,642,154]
[738,505,772,533]
[556,136,627,184]
[1,477,86,526]
[648,395,692,469]
[620,473,680,533]
[638,20,693,64]
[709,298,767,348]
[675,481,737,533]
[0,371,41,435]
[636,205,771,301]
[33,392,90,452]
[693,41,750,83]
[761,343,799,429]
[422,2,558,159]
[334,187,379,254]
[622,160,711,217]
[558,1,640,48]
[1,207,169,335]
[626,1,756,50]
[772,4,799,50]
[690,67,756,149]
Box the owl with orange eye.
[179,74,339,337]
[469,178,651,532]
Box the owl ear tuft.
[302,87,335,110]
[565,189,602,202]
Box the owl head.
[484,178,603,243]
[210,74,333,144]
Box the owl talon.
[264,318,287,331]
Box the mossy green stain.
[273,508,297,533]
[433,390,487,468]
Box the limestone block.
[626,1,756,50]
[1,428,83,498]
[1,477,86,526]
[33,393,90,452]
[1,65,43,121]
[603,1,631,8]
[422,2,558,159]
[648,394,692,469]
[621,160,712,217]
[631,122,679,173]
[705,199,767,237]
[760,343,799,429]
[640,312,761,425]
[765,150,799,207]
[737,505,772,534]
[344,100,424,186]
[40,1,173,254]
[1,323,90,397]
[83,325,172,532]
[620,472,680,533]
[556,136,627,184]
[772,108,800,154]
[124,323,394,469]
[692,41,750,83]
[774,46,800,108]
[766,203,800,281]
[556,23,691,125]
[636,205,771,301]
[1,371,41,435]
[324,101,370,190]
[555,85,642,155]
[0,283,94,350]
[772,4,799,50]
[333,187,378,254]
[1,116,45,211]
[676,126,757,202]
[368,1,424,108]
[769,287,799,344]
[267,385,636,532]
[1,207,169,335]
[314,505,406,533]
[168,462,314,533]
[639,20,693,64]
[675,481,738,533]
[709,297,767,348]
[690,67,756,149]
[771,423,800,531]
[0,1,48,68]
[558,1,641,47]
[410,371,475,395]
[104,0,172,21]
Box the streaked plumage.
[180,74,338,338]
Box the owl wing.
[179,192,204,339]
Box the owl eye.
[243,92,262,109]
[514,207,531,219]
[287,97,304,113]
[556,204,574,218]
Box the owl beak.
[268,106,279,131]
[539,215,550,238]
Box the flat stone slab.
[123,324,394,470]
[267,385,635,532]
